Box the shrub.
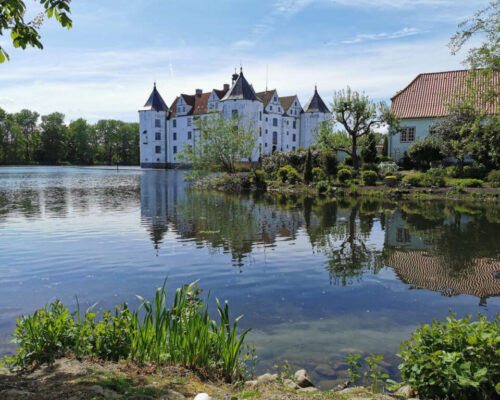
[487,170,500,187]
[463,164,487,179]
[287,167,301,184]
[402,173,424,187]
[406,136,444,170]
[384,176,397,187]
[378,162,398,177]
[398,313,500,400]
[422,168,446,187]
[312,167,325,182]
[361,170,378,186]
[343,155,352,166]
[454,178,483,188]
[320,150,337,180]
[338,168,352,183]
[361,163,378,172]
[277,166,290,183]
[303,148,313,183]
[316,180,328,194]
[446,165,462,178]
[250,169,267,190]
[361,133,377,164]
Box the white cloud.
[341,27,427,44]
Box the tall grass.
[1,280,253,382]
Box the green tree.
[320,149,337,182]
[318,87,399,170]
[406,136,445,170]
[449,0,500,70]
[303,148,313,183]
[67,118,93,165]
[178,114,256,173]
[40,112,66,164]
[94,120,121,164]
[361,133,377,164]
[0,107,26,164]
[14,109,39,163]
[382,135,388,157]
[0,0,72,63]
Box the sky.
[0,0,491,123]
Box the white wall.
[389,118,436,161]
[139,110,168,167]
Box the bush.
[398,313,500,400]
[406,136,444,170]
[422,168,446,187]
[446,165,462,178]
[454,178,483,188]
[361,170,378,186]
[250,169,267,190]
[343,155,352,166]
[312,167,325,182]
[278,165,301,184]
[316,180,328,194]
[378,161,398,177]
[402,173,424,187]
[303,149,313,184]
[384,176,397,187]
[338,168,352,183]
[463,165,487,179]
[361,163,378,172]
[320,150,337,180]
[487,170,500,187]
[361,133,377,164]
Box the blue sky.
[0,0,490,122]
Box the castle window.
[273,132,278,145]
[293,120,296,129]
[396,227,411,243]
[173,119,176,128]
[155,146,161,154]
[173,146,177,154]
[259,111,262,121]
[292,134,296,142]
[142,130,147,135]
[173,132,177,140]
[265,117,268,122]
[265,129,268,134]
[273,118,278,127]
[401,127,415,143]
[259,127,262,137]
[270,106,273,111]
[278,107,281,113]
[292,146,296,151]
[187,118,192,126]
[274,96,277,101]
[188,131,192,140]
[155,119,161,128]
[265,143,268,147]
[155,132,161,140]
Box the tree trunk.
[351,135,358,171]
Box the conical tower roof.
[221,70,261,102]
[303,86,329,113]
[140,83,169,112]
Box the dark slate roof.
[256,90,276,107]
[303,87,330,113]
[141,84,169,112]
[221,71,261,102]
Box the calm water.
[1,166,500,389]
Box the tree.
[320,150,337,181]
[40,112,66,164]
[449,0,500,70]
[382,135,388,157]
[178,114,256,173]
[361,133,377,164]
[0,0,72,63]
[303,148,313,183]
[67,119,93,165]
[316,87,399,170]
[14,109,39,163]
[406,136,445,170]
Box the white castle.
[138,69,331,168]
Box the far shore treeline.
[0,108,139,166]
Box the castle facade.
[139,69,330,168]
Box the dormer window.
[173,119,177,128]
[273,96,277,101]
[270,105,273,111]
[187,118,192,126]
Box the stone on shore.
[283,378,300,390]
[395,385,415,398]
[193,394,211,400]
[294,369,314,388]
[257,373,278,384]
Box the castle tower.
[300,85,331,148]
[139,83,169,168]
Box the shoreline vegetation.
[1,282,499,399]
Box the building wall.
[300,112,330,148]
[389,118,436,161]
[139,110,168,168]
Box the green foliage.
[463,165,487,179]
[0,0,72,63]
[398,313,500,400]
[378,162,398,177]
[406,136,444,170]
[402,172,424,187]
[320,149,337,180]
[277,165,301,184]
[361,170,377,186]
[403,169,446,187]
[273,359,294,381]
[250,169,267,190]
[361,133,378,164]
[487,169,500,186]
[312,167,325,182]
[346,353,361,384]
[363,354,389,393]
[343,155,352,166]
[316,180,328,194]
[338,168,352,183]
[455,178,484,188]
[303,148,313,183]
[382,135,388,157]
[361,163,378,172]
[2,281,253,383]
[178,114,256,173]
[261,149,320,177]
[384,176,397,187]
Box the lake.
[1,166,499,389]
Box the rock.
[298,387,318,392]
[88,385,105,396]
[87,385,121,399]
[257,373,278,384]
[164,389,186,400]
[193,394,211,400]
[0,389,33,397]
[314,363,336,377]
[244,380,258,389]
[395,385,415,398]
[294,369,314,388]
[283,378,300,390]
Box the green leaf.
[495,382,500,395]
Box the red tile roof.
[192,92,211,115]
[391,70,500,119]
[168,87,229,118]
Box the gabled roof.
[213,88,229,100]
[140,84,169,112]
[180,94,195,107]
[256,90,276,107]
[221,71,261,102]
[391,69,500,119]
[169,97,179,117]
[303,87,330,113]
[279,95,298,113]
[193,93,211,115]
